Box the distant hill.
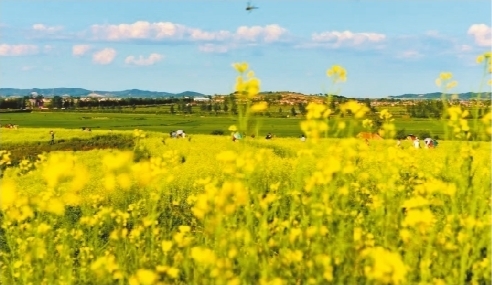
[0,88,205,98]
[175,91,208,97]
[1,88,490,100]
[388,92,492,100]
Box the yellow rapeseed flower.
[46,198,65,216]
[250,101,268,112]
[476,55,485,64]
[246,77,261,98]
[327,65,347,82]
[232,62,248,74]
[117,173,132,190]
[0,179,17,210]
[362,119,373,129]
[190,246,217,265]
[339,100,369,118]
[446,80,458,89]
[439,72,453,81]
[167,267,180,279]
[216,151,237,163]
[136,269,157,285]
[435,78,442,87]
[362,247,408,285]
[178,225,191,233]
[161,240,173,252]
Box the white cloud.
[21,66,36,71]
[397,50,423,59]
[92,48,116,65]
[124,53,163,66]
[198,44,229,54]
[467,24,491,47]
[235,24,288,43]
[312,30,386,47]
[425,30,440,37]
[88,21,288,44]
[459,44,473,52]
[72,45,91,56]
[0,44,39,56]
[32,24,63,33]
[190,30,231,41]
[43,45,55,53]
[91,21,196,41]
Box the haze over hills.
[0,88,490,100]
[0,88,206,98]
[388,92,491,100]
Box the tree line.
[0,95,490,120]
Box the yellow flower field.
[0,54,491,285]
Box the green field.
[0,111,461,139]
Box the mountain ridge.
[388,92,491,100]
[0,88,490,100]
[0,88,206,98]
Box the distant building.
[194,97,211,102]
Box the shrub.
[211,130,225,136]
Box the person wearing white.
[300,135,306,142]
[413,137,420,148]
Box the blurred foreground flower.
[250,101,268,112]
[327,65,347,83]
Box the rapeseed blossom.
[326,65,347,83]
[0,57,491,285]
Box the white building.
[193,97,211,102]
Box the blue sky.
[0,0,490,97]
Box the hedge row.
[1,134,135,174]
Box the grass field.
[0,111,464,139]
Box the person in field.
[424,138,432,148]
[300,134,306,142]
[397,138,401,148]
[425,138,439,148]
[413,137,420,148]
[266,133,273,140]
[50,130,55,145]
[432,139,439,148]
[232,131,242,142]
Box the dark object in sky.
[246,1,258,12]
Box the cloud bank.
[92,48,116,65]
[0,44,38,56]
[72,44,91,56]
[88,21,289,44]
[125,53,163,66]
[468,24,491,47]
